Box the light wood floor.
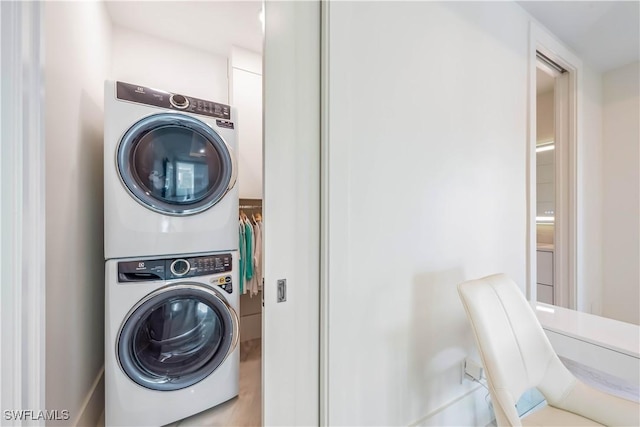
[170,338,262,427]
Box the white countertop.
[535,303,640,359]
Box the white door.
[262,1,321,425]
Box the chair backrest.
[457,273,574,426]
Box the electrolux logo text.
[4,410,70,421]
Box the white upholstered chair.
[457,273,640,426]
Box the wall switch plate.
[277,279,287,302]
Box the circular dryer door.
[117,113,236,215]
[117,283,238,391]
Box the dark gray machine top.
[116,81,231,120]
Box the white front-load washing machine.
[105,251,239,426]
[104,80,238,260]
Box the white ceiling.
[105,1,638,73]
[104,1,263,56]
[518,1,640,73]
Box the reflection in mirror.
[535,65,557,306]
[523,1,640,325]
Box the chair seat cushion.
[522,405,603,426]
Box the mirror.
[524,2,639,325]
[535,66,556,305]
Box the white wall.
[602,61,640,325]
[44,1,112,425]
[111,26,228,103]
[326,2,529,425]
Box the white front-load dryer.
[105,251,239,426]
[104,80,238,260]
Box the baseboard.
[410,385,495,427]
[74,366,104,427]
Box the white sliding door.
[262,1,321,425]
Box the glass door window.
[118,284,238,391]
[118,113,235,215]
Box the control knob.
[170,93,189,109]
[170,259,191,276]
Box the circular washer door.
[117,113,236,215]
[117,283,238,391]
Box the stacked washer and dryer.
[104,81,240,426]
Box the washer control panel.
[118,253,232,283]
[116,81,231,120]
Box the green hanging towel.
[244,220,254,282]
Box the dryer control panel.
[116,81,231,120]
[118,253,232,283]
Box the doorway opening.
[102,2,266,426]
[535,53,562,306]
[10,1,322,426]
[529,42,578,311]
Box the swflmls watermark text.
[4,410,70,421]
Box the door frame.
[527,22,582,310]
[0,1,47,424]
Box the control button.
[170,94,189,109]
[170,259,191,276]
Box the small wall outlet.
[464,357,484,381]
